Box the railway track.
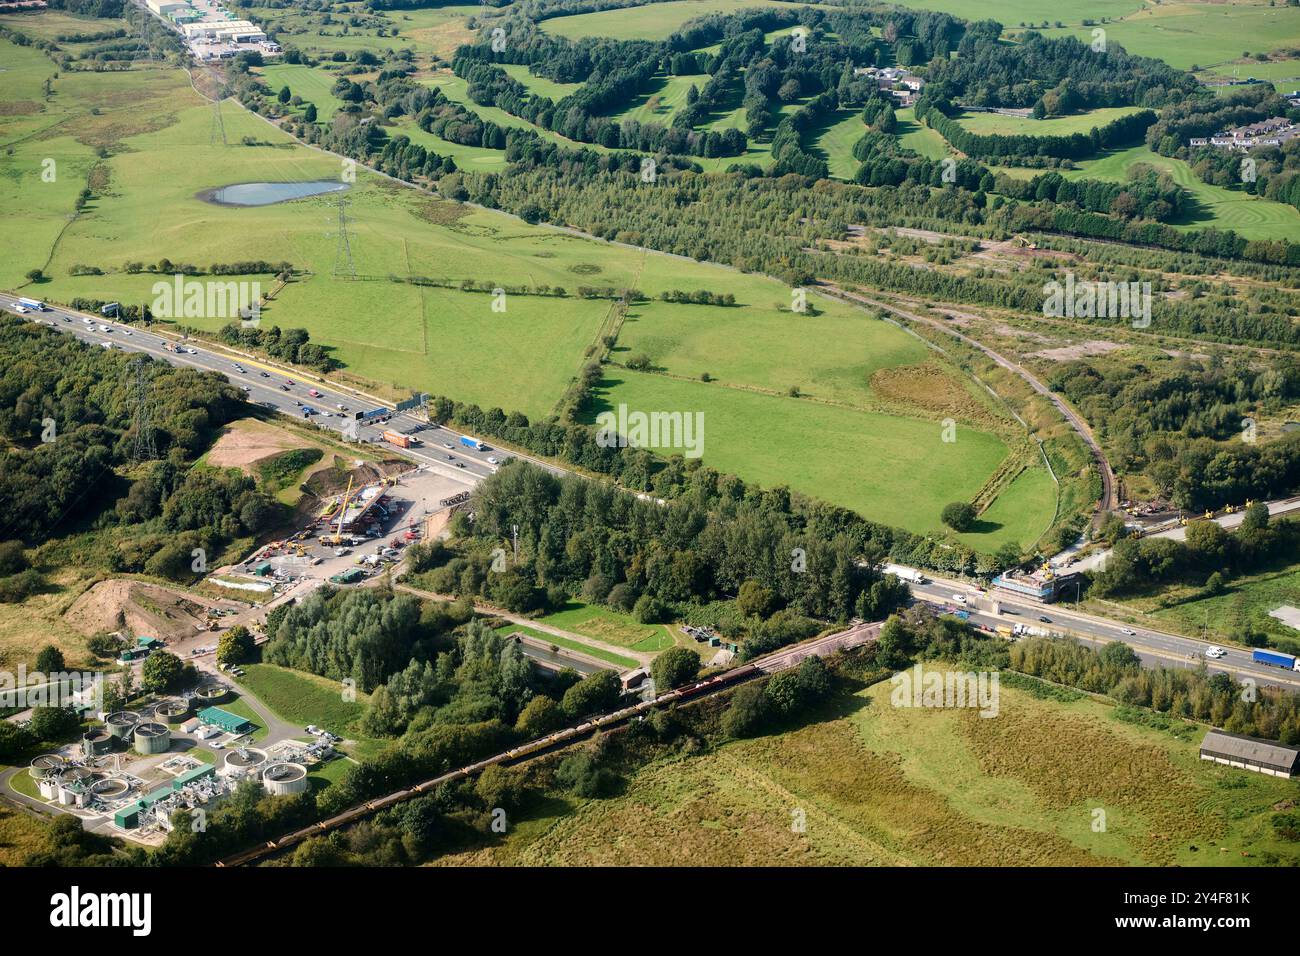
[215,621,881,867]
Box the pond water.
[201,181,349,206]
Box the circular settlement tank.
[91,777,130,800]
[82,728,112,759]
[105,711,139,740]
[262,762,308,795]
[195,684,228,705]
[133,722,171,755]
[222,747,267,776]
[29,754,65,780]
[155,698,190,724]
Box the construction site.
[218,464,472,595]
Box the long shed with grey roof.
[1200,730,1300,777]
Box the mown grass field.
[491,622,640,669]
[1066,145,1300,241]
[500,63,582,101]
[540,600,673,653]
[585,370,1037,542]
[240,663,371,737]
[809,108,866,180]
[438,666,1300,866]
[540,0,810,41]
[894,107,950,160]
[954,106,1145,137]
[893,0,1141,26]
[608,73,708,126]
[1040,1,1300,70]
[259,64,346,121]
[958,464,1056,551]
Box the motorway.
[897,565,1300,692]
[4,295,511,485]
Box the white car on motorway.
[1205,645,1227,659]
[1120,627,1136,636]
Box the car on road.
[336,403,348,411]
[260,371,269,377]
[292,399,301,406]
[240,385,251,392]
[446,454,455,460]
[951,594,967,605]
[442,442,454,449]
[98,324,110,332]
[186,347,197,354]
[233,364,245,373]
[487,457,498,464]
[280,384,291,391]
[1120,627,1136,636]
[122,329,132,335]
[12,305,28,314]
[454,461,465,468]
[1206,645,1227,659]
[83,317,94,325]
[1038,616,1051,623]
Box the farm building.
[1199,730,1300,778]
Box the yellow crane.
[323,476,354,546]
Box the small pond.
[200,181,349,206]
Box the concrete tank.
[133,722,171,755]
[82,728,112,759]
[221,747,267,777]
[105,711,139,740]
[155,698,190,724]
[194,684,228,705]
[28,754,64,780]
[262,762,308,796]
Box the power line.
[333,195,356,278]
[129,356,158,464]
[208,68,227,146]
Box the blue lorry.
[1252,648,1300,671]
[459,435,486,451]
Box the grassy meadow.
[440,665,1300,866]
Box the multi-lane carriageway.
[8,298,1300,692]
[898,564,1300,692]
[2,295,565,487]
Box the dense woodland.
[0,319,276,572]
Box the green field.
[809,109,866,180]
[422,72,607,154]
[500,63,583,101]
[1039,2,1300,70]
[894,107,950,160]
[1202,58,1300,85]
[894,0,1141,26]
[954,106,1145,137]
[585,370,1041,542]
[239,663,371,736]
[259,64,346,120]
[1064,145,1300,241]
[540,600,673,652]
[608,73,709,126]
[540,0,811,41]
[613,297,929,410]
[960,464,1057,550]
[440,664,1300,866]
[491,622,640,668]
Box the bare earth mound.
[207,418,308,472]
[63,579,242,643]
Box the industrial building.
[112,764,218,830]
[133,721,171,755]
[1200,730,1300,778]
[993,567,1082,603]
[262,762,308,795]
[197,705,253,735]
